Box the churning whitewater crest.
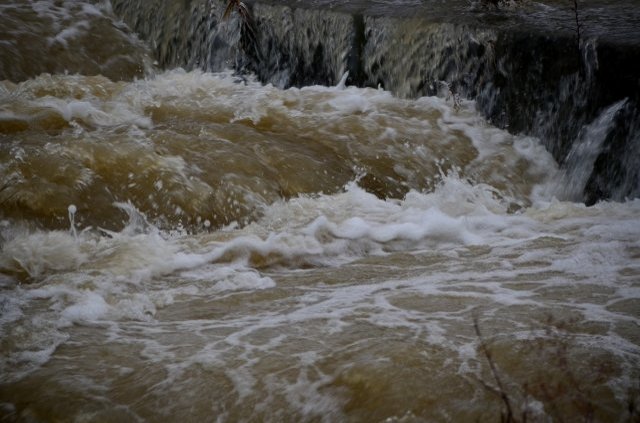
[1,67,640,421]
[0,69,558,232]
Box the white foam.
[50,20,90,47]
[0,230,88,278]
[81,4,104,17]
[61,290,110,323]
[179,266,276,292]
[5,76,152,129]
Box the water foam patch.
[60,290,110,323]
[0,230,88,278]
[179,265,276,292]
[1,75,152,130]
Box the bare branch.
[571,0,583,44]
[473,317,515,422]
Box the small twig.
[222,0,237,20]
[221,0,261,67]
[223,0,256,41]
[473,317,515,422]
[0,178,18,208]
[571,0,583,45]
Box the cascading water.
[109,0,640,204]
[555,98,628,201]
[1,1,639,422]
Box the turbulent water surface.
[1,1,639,422]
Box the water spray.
[68,204,78,239]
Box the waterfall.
[110,0,640,204]
[554,99,627,202]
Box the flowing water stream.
[1,1,639,422]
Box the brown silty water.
[0,1,639,422]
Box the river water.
[1,1,639,422]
